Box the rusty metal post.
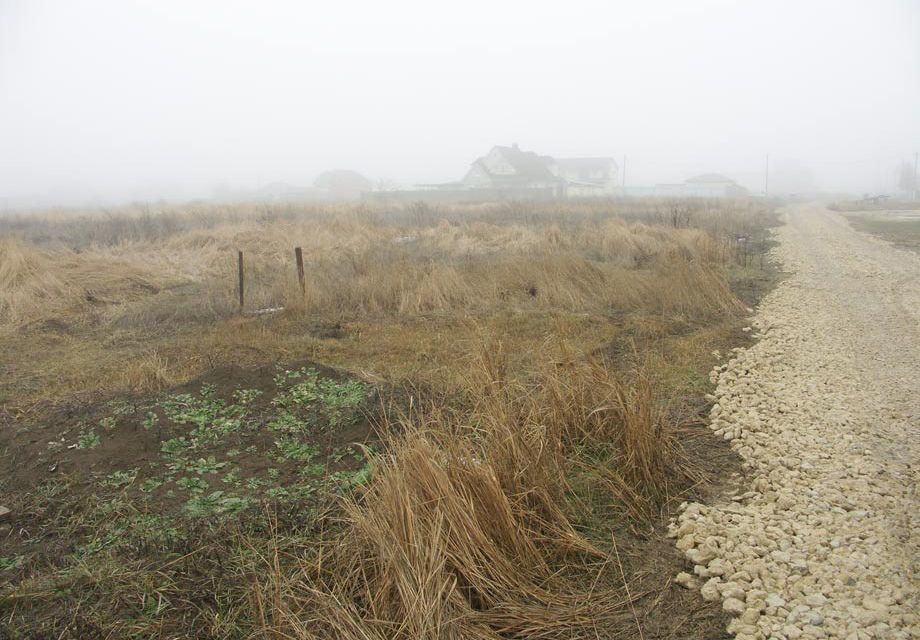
[294,247,305,296]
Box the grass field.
[838,211,920,253]
[0,198,778,638]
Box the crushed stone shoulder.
[670,204,919,640]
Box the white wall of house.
[482,147,517,175]
[463,163,491,187]
[552,162,619,196]
[567,183,612,198]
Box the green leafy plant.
[161,437,191,456]
[274,437,318,462]
[182,491,251,518]
[142,411,159,430]
[140,477,164,492]
[103,467,139,488]
[299,463,326,478]
[108,399,135,416]
[177,476,208,493]
[187,456,227,475]
[77,429,101,450]
[232,388,262,405]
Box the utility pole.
[764,153,770,198]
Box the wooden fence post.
[294,247,305,296]
[237,250,244,311]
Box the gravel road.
[672,204,919,640]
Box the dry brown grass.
[0,198,776,639]
[245,336,701,639]
[1,199,760,334]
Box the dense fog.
[1,0,918,206]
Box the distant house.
[314,169,373,200]
[460,144,620,198]
[462,145,564,197]
[625,173,749,198]
[551,157,619,197]
[364,144,621,202]
[682,173,748,197]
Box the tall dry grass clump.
[258,340,696,638]
[0,237,73,326]
[0,236,166,330]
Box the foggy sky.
[2,0,919,206]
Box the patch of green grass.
[845,213,920,252]
[0,555,26,572]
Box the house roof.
[486,145,557,181]
[685,173,736,184]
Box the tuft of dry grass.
[121,350,174,392]
[250,338,697,639]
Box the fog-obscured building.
[626,173,748,198]
[314,169,373,200]
[462,144,564,197]
[551,157,619,197]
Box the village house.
[462,144,619,198]
[682,173,748,197]
[461,144,564,198]
[627,173,749,198]
[551,157,619,197]
[366,144,621,202]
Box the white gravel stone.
[672,206,920,640]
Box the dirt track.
[673,204,919,639]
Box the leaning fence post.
[237,250,244,311]
[294,247,305,296]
